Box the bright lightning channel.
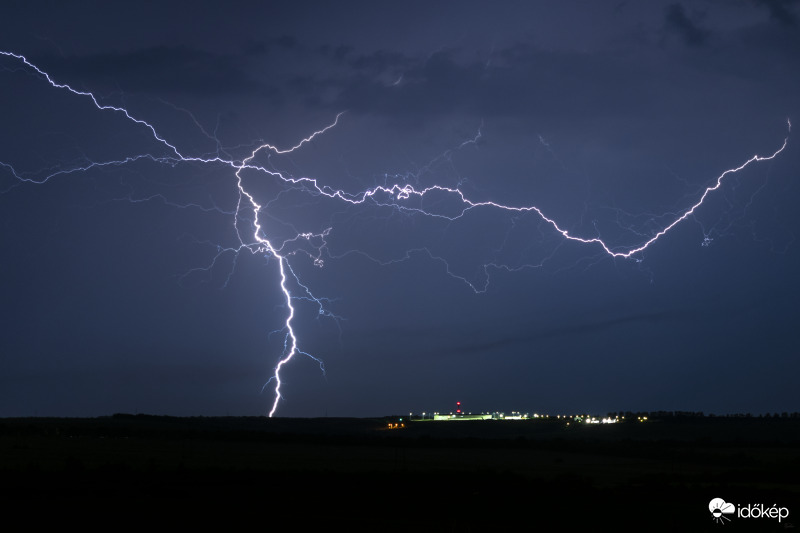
[0,50,790,416]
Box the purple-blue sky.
[1,1,799,417]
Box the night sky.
[1,1,798,418]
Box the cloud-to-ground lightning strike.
[0,51,790,416]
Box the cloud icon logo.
[709,498,735,524]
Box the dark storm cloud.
[332,49,483,116]
[752,0,799,26]
[306,44,651,121]
[34,46,260,95]
[664,3,711,47]
[243,36,301,56]
[349,49,413,71]
[693,16,800,89]
[328,45,355,62]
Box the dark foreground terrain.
[2,415,798,531]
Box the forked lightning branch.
[0,50,790,416]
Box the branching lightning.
[0,50,790,415]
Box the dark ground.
[2,415,798,531]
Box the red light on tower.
[456,401,461,414]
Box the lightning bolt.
[0,50,790,415]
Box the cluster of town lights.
[409,412,647,425]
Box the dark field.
[2,415,798,530]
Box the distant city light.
[409,410,640,423]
